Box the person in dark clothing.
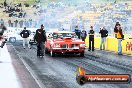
[4,0,7,9]
[16,7,20,12]
[34,24,47,57]
[20,27,31,49]
[88,26,95,51]
[114,22,120,38]
[74,26,81,39]
[0,24,7,36]
[0,23,7,48]
[18,12,23,18]
[99,27,108,50]
[19,3,22,7]
[81,29,87,42]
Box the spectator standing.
[62,28,65,31]
[19,20,24,28]
[11,22,13,27]
[88,26,95,51]
[0,23,7,48]
[81,29,87,42]
[99,27,108,50]
[4,0,7,9]
[23,12,26,17]
[0,19,4,25]
[74,26,81,39]
[14,19,18,27]
[29,19,32,27]
[114,23,124,55]
[18,12,23,18]
[0,23,7,36]
[15,7,20,12]
[17,3,21,7]
[34,24,47,57]
[114,22,120,38]
[20,27,31,49]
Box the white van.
[4,27,38,43]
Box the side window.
[52,33,58,39]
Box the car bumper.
[51,48,85,53]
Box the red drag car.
[45,31,85,57]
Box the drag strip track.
[31,46,114,74]
[31,44,132,73]
[30,46,132,88]
[84,55,132,73]
[9,44,46,88]
[55,58,132,88]
[51,55,132,88]
[31,45,132,74]
[55,57,115,74]
[11,41,132,88]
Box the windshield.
[52,33,78,39]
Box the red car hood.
[53,37,84,43]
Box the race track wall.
[85,37,132,55]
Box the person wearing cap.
[114,23,124,55]
[34,24,47,57]
[88,26,95,51]
[81,28,87,42]
[74,26,81,39]
[99,27,108,50]
[20,27,31,49]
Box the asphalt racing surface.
[7,40,132,88]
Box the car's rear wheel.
[80,52,84,57]
[50,50,55,57]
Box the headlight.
[80,44,85,47]
[54,44,61,48]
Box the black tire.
[50,50,55,57]
[45,48,49,54]
[80,52,84,57]
[9,37,16,43]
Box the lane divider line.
[11,44,46,88]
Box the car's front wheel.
[50,50,55,57]
[80,52,84,57]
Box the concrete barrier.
[85,36,132,55]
